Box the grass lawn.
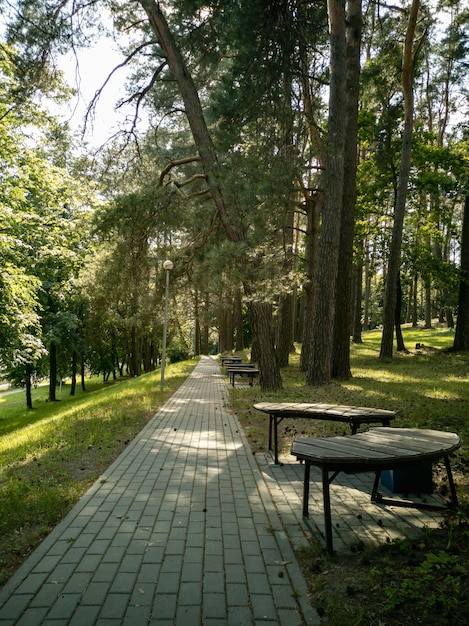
[0,359,198,586]
[230,324,469,625]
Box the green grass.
[0,359,198,585]
[232,325,469,460]
[230,324,469,625]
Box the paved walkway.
[0,356,447,625]
[0,357,319,625]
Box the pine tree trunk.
[300,194,321,371]
[247,300,282,390]
[25,364,33,410]
[70,351,77,396]
[352,262,363,343]
[276,293,294,368]
[307,0,347,385]
[49,341,57,401]
[395,274,406,351]
[380,0,420,359]
[234,288,244,351]
[332,0,362,379]
[80,352,86,391]
[453,191,469,350]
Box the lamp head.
[163,260,174,271]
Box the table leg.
[322,467,334,554]
[274,417,279,465]
[302,462,311,517]
[268,415,273,453]
[444,455,459,507]
[371,471,381,502]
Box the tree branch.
[158,156,202,186]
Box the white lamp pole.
[160,259,174,388]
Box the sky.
[58,38,135,149]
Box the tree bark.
[300,193,321,371]
[332,0,362,379]
[453,191,469,351]
[380,0,420,359]
[395,274,406,351]
[70,351,77,396]
[246,300,281,390]
[276,292,294,367]
[276,205,296,367]
[352,260,363,343]
[49,341,57,401]
[307,0,347,385]
[80,352,86,391]
[25,364,33,410]
[234,288,244,351]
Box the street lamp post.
[160,259,174,388]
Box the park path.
[0,356,319,625]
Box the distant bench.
[253,402,396,464]
[220,355,243,366]
[226,365,259,387]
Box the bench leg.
[268,415,273,453]
[322,467,334,554]
[302,462,311,517]
[444,455,459,507]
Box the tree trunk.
[140,0,281,389]
[234,288,244,351]
[395,274,406,351]
[129,327,140,376]
[300,193,321,371]
[225,291,234,351]
[363,244,371,330]
[203,324,209,355]
[380,0,420,359]
[332,0,362,379]
[276,196,296,367]
[307,0,347,386]
[352,260,363,343]
[194,289,200,356]
[70,351,77,396]
[246,300,282,390]
[453,191,469,350]
[49,341,57,401]
[80,352,86,391]
[412,273,418,326]
[276,292,294,368]
[219,297,229,353]
[424,279,432,328]
[25,364,33,410]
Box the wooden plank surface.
[291,428,460,469]
[254,402,395,420]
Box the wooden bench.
[291,427,460,553]
[253,402,396,464]
[227,366,259,387]
[220,355,243,366]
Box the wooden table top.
[254,402,395,420]
[291,427,460,472]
